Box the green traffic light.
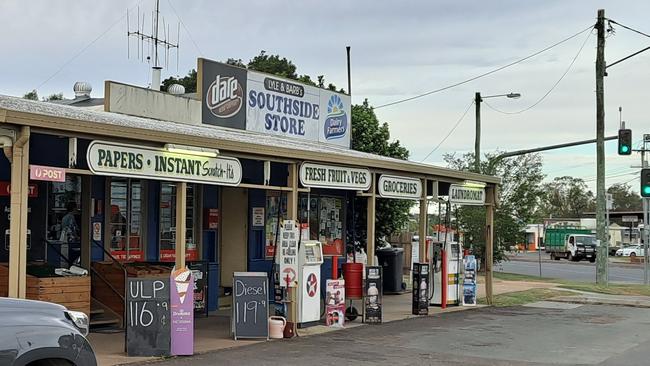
[644,186,650,195]
[620,145,630,153]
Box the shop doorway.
[219,187,248,308]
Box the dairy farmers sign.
[87,141,242,186]
[378,175,422,200]
[200,58,351,148]
[299,162,370,190]
[449,184,485,205]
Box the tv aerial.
[127,0,179,90]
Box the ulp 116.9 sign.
[200,58,351,148]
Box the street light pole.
[474,92,521,172]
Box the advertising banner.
[299,162,370,190]
[412,263,429,315]
[364,266,382,324]
[199,58,351,148]
[87,141,242,186]
[170,267,194,355]
[325,279,345,327]
[462,255,477,306]
[278,220,299,288]
[378,174,422,200]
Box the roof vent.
[73,82,92,98]
[167,83,185,95]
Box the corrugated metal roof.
[0,94,499,184]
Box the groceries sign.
[87,141,242,186]
[378,175,422,200]
[449,184,485,205]
[299,162,370,190]
[200,58,351,148]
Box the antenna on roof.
[127,0,179,91]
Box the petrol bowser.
[297,240,323,325]
[431,242,463,306]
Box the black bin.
[376,247,404,293]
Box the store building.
[0,58,499,346]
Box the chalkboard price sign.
[232,272,269,340]
[126,277,171,357]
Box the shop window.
[159,183,198,262]
[47,176,81,243]
[264,192,287,258]
[298,194,345,256]
[108,178,144,261]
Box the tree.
[161,69,197,93]
[43,93,63,101]
[445,152,545,264]
[607,182,642,211]
[23,90,38,100]
[539,176,596,218]
[349,100,412,248]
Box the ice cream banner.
[170,267,194,355]
[325,279,345,327]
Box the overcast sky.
[1,0,649,193]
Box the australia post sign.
[199,58,351,148]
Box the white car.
[615,245,644,257]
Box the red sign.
[282,267,297,286]
[110,250,144,262]
[0,181,38,197]
[322,239,344,257]
[306,273,318,297]
[160,248,199,262]
[265,244,276,258]
[29,165,66,182]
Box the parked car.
[615,245,644,257]
[0,297,96,366]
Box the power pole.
[595,9,607,284]
[474,92,482,171]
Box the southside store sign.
[87,141,242,186]
[378,175,422,200]
[449,184,485,205]
[299,162,370,190]
[200,58,351,148]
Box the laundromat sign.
[378,175,422,200]
[199,58,351,148]
[449,184,485,205]
[87,141,242,186]
[299,162,370,190]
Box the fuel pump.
[297,240,323,325]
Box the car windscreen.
[575,236,596,245]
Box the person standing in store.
[61,202,79,242]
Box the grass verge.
[495,271,650,297]
[478,288,573,307]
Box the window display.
[298,194,344,256]
[159,183,198,262]
[265,192,287,258]
[47,176,81,243]
[108,178,143,261]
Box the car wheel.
[567,253,574,261]
[30,359,74,366]
[550,253,555,260]
[630,252,636,258]
[589,258,596,263]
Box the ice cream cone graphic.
[173,268,192,304]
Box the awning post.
[175,182,187,270]
[8,126,29,298]
[366,173,376,266]
[418,178,428,263]
[485,185,496,305]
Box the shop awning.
[0,95,499,185]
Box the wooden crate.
[0,264,90,315]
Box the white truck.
[546,227,597,263]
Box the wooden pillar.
[175,182,187,270]
[8,127,29,298]
[80,176,92,269]
[485,185,495,305]
[418,178,427,263]
[366,173,376,266]
[287,163,298,221]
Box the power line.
[166,0,203,56]
[35,0,145,91]
[482,29,593,115]
[374,24,594,109]
[607,19,650,39]
[420,100,474,162]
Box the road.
[498,255,646,283]
[142,303,650,366]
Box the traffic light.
[642,168,650,198]
[618,129,632,155]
